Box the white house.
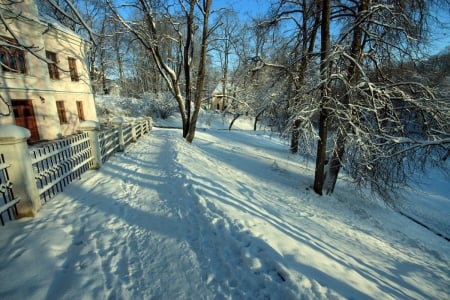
[0,0,97,143]
[211,79,232,111]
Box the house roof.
[212,80,232,95]
[38,11,90,44]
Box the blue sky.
[210,0,449,54]
[211,0,272,19]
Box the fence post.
[143,118,148,133]
[139,118,145,137]
[130,119,137,142]
[147,117,153,131]
[112,117,125,152]
[0,125,42,217]
[80,121,102,170]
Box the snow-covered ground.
[0,99,449,299]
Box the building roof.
[38,11,90,44]
[212,80,232,95]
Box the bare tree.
[209,9,240,112]
[313,0,331,195]
[295,0,450,198]
[185,0,213,142]
[263,0,322,153]
[106,0,213,142]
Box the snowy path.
[1,129,215,299]
[0,128,449,299]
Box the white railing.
[0,154,20,226]
[99,127,120,163]
[124,125,133,144]
[0,117,152,220]
[30,132,93,202]
[31,118,150,203]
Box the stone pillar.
[80,121,102,169]
[112,117,125,152]
[0,125,42,217]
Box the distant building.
[0,0,97,143]
[92,77,121,96]
[90,67,121,96]
[210,79,247,114]
[211,79,231,111]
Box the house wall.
[0,0,97,141]
[41,19,97,137]
[211,95,224,111]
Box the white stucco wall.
[0,0,97,141]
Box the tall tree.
[313,0,331,195]
[209,9,239,112]
[322,0,369,194]
[186,0,213,142]
[106,0,213,142]
[289,0,321,154]
[312,0,450,197]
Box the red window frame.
[76,101,85,121]
[0,36,27,74]
[68,57,79,81]
[56,101,67,123]
[46,51,59,80]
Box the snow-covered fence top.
[0,154,20,226]
[30,132,94,203]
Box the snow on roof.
[212,80,232,95]
[38,11,88,42]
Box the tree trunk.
[324,128,346,194]
[112,22,126,96]
[229,114,241,130]
[313,0,331,195]
[290,119,301,153]
[323,0,367,194]
[253,109,264,131]
[186,0,212,143]
[313,109,329,195]
[183,1,195,138]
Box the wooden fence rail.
[99,128,120,164]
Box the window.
[11,100,40,142]
[76,101,85,121]
[68,57,79,81]
[0,36,27,74]
[56,101,67,123]
[46,51,59,80]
